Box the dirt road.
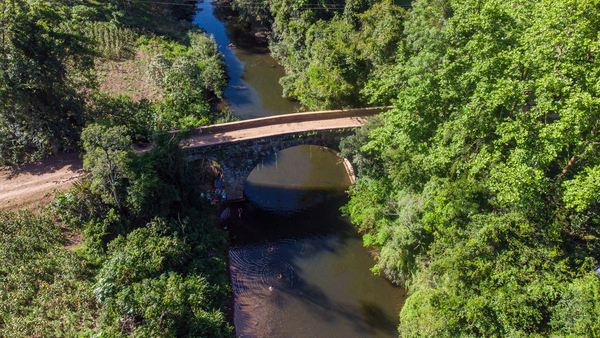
[0,153,85,212]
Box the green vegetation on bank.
[1,0,234,336]
[233,0,406,110]
[337,0,600,336]
[0,0,230,165]
[146,32,228,130]
[231,0,600,334]
[1,129,233,336]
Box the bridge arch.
[184,129,356,200]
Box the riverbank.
[1,1,232,336]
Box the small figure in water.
[267,246,275,253]
[278,273,282,279]
[238,208,243,219]
[269,286,273,292]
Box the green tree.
[341,0,600,335]
[82,124,133,211]
[93,222,232,337]
[55,127,233,336]
[246,0,405,110]
[146,32,227,130]
[0,0,95,163]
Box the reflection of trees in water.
[231,232,398,337]
[279,281,398,337]
[211,4,270,52]
[245,146,351,200]
[233,186,349,243]
[230,145,399,337]
[211,3,238,22]
[230,196,397,336]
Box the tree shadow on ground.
[4,153,83,180]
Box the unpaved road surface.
[0,153,85,212]
[184,115,370,147]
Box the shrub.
[0,210,99,336]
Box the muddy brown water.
[193,4,407,337]
[225,146,406,337]
[193,2,300,119]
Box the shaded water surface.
[193,3,300,119]
[227,146,406,338]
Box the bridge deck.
[183,108,387,148]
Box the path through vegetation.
[0,153,84,211]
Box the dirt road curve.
[0,153,85,212]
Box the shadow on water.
[276,280,399,336]
[228,189,401,337]
[263,242,400,335]
[226,146,405,338]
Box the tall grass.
[63,22,138,60]
[0,210,99,336]
[86,22,138,59]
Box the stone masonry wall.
[184,128,356,200]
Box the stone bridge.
[179,107,391,200]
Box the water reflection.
[227,146,405,337]
[193,2,300,119]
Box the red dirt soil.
[0,153,85,212]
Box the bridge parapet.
[171,106,392,137]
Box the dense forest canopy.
[233,0,408,110]
[233,0,600,334]
[337,0,600,336]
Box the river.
[193,2,300,119]
[193,4,406,337]
[228,146,406,337]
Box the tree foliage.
[82,124,133,211]
[233,0,405,110]
[94,222,231,337]
[54,126,233,336]
[1,1,232,336]
[0,0,96,164]
[341,0,600,335]
[147,32,228,130]
[0,0,229,164]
